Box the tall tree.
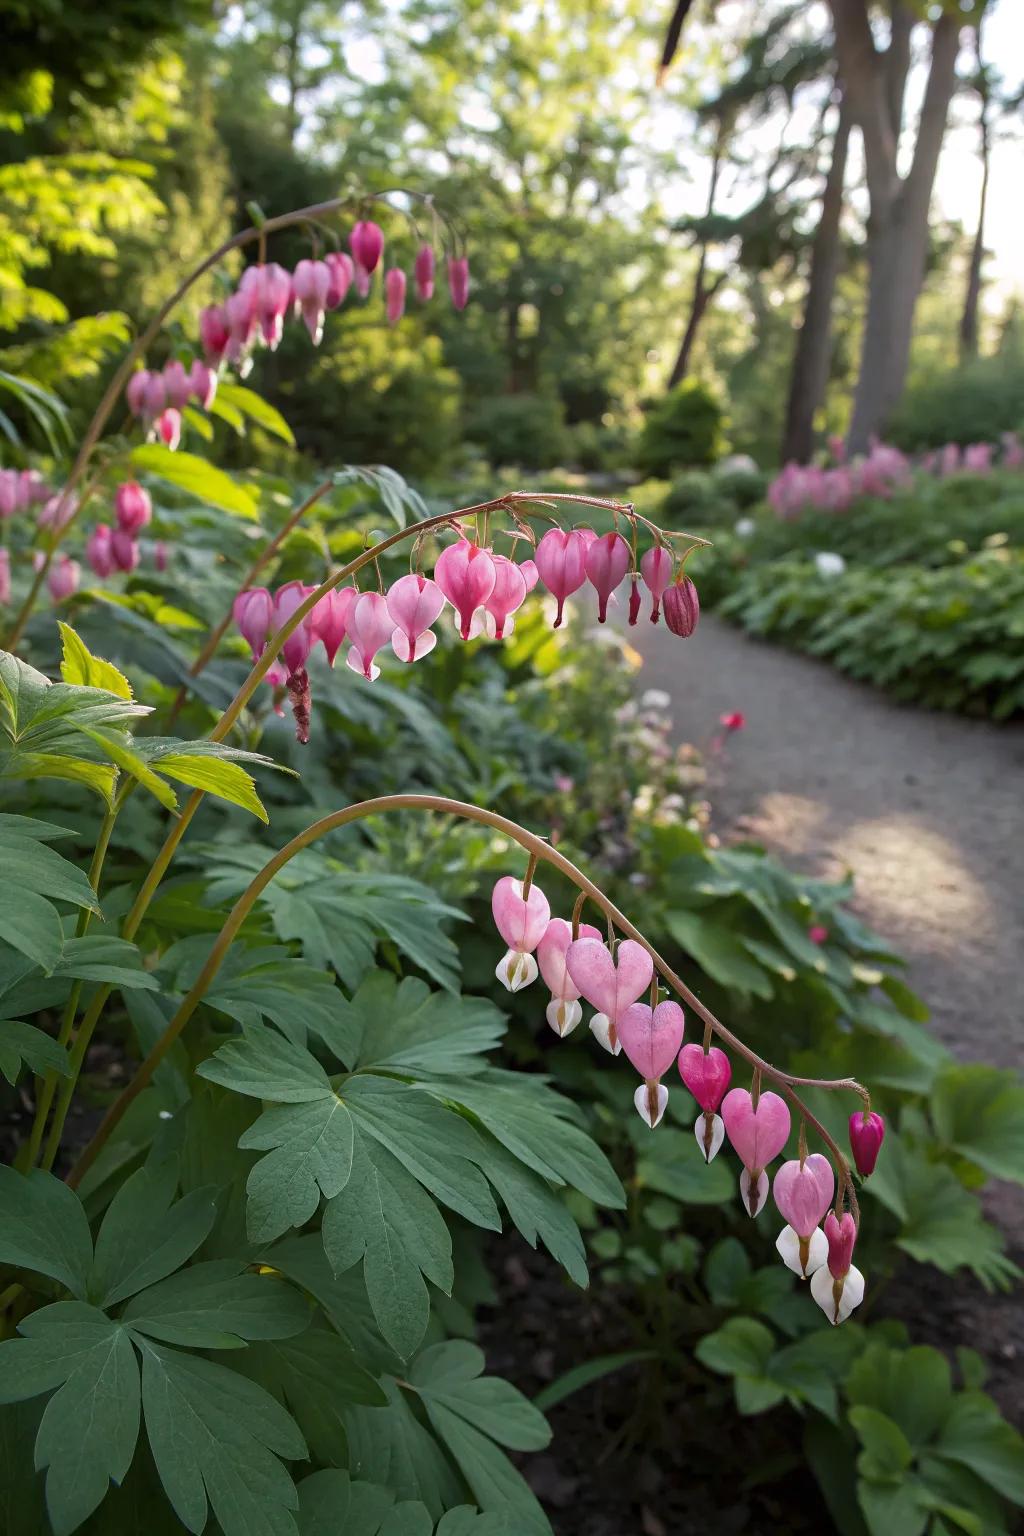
[958,23,993,362]
[828,0,973,451]
[782,95,850,462]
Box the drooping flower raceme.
[617,999,685,1128]
[536,917,602,1036]
[678,1043,732,1162]
[491,876,551,992]
[811,1210,864,1324]
[773,1154,835,1278]
[721,1087,791,1217]
[565,937,654,1055]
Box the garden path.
[634,612,1024,1074]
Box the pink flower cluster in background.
[490,874,884,1325]
[769,432,1024,520]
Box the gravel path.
[634,614,1024,1073]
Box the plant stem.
[66,793,867,1193]
[20,804,119,1171]
[162,477,334,727]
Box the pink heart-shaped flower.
[491,876,551,953]
[618,1000,685,1082]
[721,1088,791,1172]
[537,918,602,1000]
[773,1154,835,1238]
[565,937,654,1021]
[678,1044,731,1113]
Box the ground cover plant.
[0,195,1021,1536]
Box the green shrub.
[889,353,1024,451]
[637,378,726,478]
[464,392,570,468]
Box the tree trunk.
[667,138,723,390]
[835,8,961,452]
[782,107,851,464]
[959,35,990,361]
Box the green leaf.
[129,445,259,519]
[0,1168,92,1297]
[932,1392,1024,1504]
[139,1339,306,1536]
[296,1469,394,1535]
[0,1302,140,1536]
[339,973,500,1074]
[0,820,100,971]
[533,1350,655,1411]
[636,1126,735,1206]
[470,1132,588,1287]
[197,1022,335,1103]
[73,724,178,810]
[849,1406,914,1478]
[240,1095,356,1245]
[856,1479,928,1536]
[846,1342,954,1448]
[930,1065,1024,1184]
[323,1136,453,1360]
[124,1260,311,1349]
[58,624,132,699]
[695,1317,775,1379]
[89,1161,218,1308]
[54,934,159,990]
[148,752,268,823]
[232,1328,386,1464]
[217,383,296,445]
[666,909,774,998]
[183,949,341,1048]
[343,1379,464,1519]
[0,1019,71,1085]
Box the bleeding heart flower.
[492,875,551,994]
[448,255,470,310]
[849,1110,885,1176]
[385,267,407,326]
[641,545,673,623]
[87,525,116,578]
[534,528,588,627]
[722,1088,791,1216]
[678,1044,731,1112]
[345,590,393,681]
[565,937,654,1053]
[272,580,315,676]
[484,555,528,639]
[156,409,181,450]
[48,555,80,602]
[663,577,699,638]
[162,360,191,410]
[538,916,602,1037]
[618,1001,685,1082]
[434,538,496,640]
[414,245,435,301]
[325,252,355,309]
[233,587,272,660]
[519,558,539,592]
[627,576,641,625]
[292,259,331,344]
[114,482,152,535]
[810,1211,864,1324]
[188,360,218,409]
[110,530,139,573]
[311,586,357,665]
[199,305,231,367]
[350,220,384,274]
[387,573,445,662]
[773,1155,835,1238]
[777,1224,828,1278]
[584,531,630,623]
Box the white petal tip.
[810,1263,865,1324]
[546,998,582,1038]
[694,1112,725,1163]
[634,1081,669,1129]
[776,1224,829,1278]
[589,1013,621,1055]
[495,949,538,993]
[739,1168,769,1218]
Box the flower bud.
[162,360,191,410]
[325,251,354,308]
[350,220,384,274]
[156,409,181,450]
[385,267,407,327]
[110,530,140,572]
[848,1110,885,1176]
[48,555,80,602]
[663,577,699,638]
[447,255,470,310]
[114,481,152,534]
[414,245,435,300]
[87,524,116,578]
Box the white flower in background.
[641,689,671,711]
[735,517,756,538]
[814,551,846,578]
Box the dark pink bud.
[584,531,630,623]
[627,575,641,626]
[534,528,588,627]
[849,1111,885,1176]
[115,481,152,534]
[809,924,828,945]
[663,577,699,638]
[110,530,140,572]
[162,360,191,410]
[414,245,435,301]
[273,580,315,674]
[825,1210,856,1279]
[156,409,181,451]
[385,268,407,327]
[188,360,218,410]
[641,545,673,623]
[678,1043,731,1112]
[199,304,231,367]
[350,220,384,274]
[48,555,79,602]
[233,587,272,660]
[87,525,116,578]
[447,255,470,310]
[325,251,354,309]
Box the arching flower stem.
[66,794,868,1194]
